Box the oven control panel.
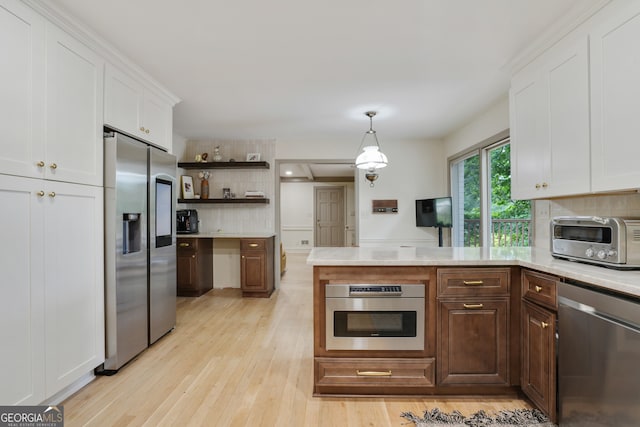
[349,285,401,296]
[325,284,424,298]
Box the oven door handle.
[356,370,392,377]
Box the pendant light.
[355,111,388,187]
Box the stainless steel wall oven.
[325,284,425,351]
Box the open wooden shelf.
[178,161,270,169]
[178,198,270,204]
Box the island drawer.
[315,357,435,388]
[437,268,510,297]
[522,269,558,310]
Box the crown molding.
[23,0,181,105]
[504,0,612,74]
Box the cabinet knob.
[192,255,196,258]
[535,183,541,189]
[48,192,56,198]
[37,190,45,197]
[535,285,542,293]
[241,255,245,259]
[145,128,150,134]
[36,161,45,167]
[49,163,57,170]
[542,182,548,188]
[541,321,549,329]
[140,126,145,132]
[463,303,484,309]
[463,280,483,286]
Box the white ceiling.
[52,0,594,143]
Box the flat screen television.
[415,197,452,228]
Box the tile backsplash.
[178,139,276,234]
[533,192,640,249]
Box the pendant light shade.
[355,111,388,170]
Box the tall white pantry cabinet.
[0,0,104,405]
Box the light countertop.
[177,232,276,239]
[307,246,640,298]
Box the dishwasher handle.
[558,281,640,333]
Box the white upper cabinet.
[0,0,103,186]
[45,24,104,186]
[0,0,45,179]
[590,1,640,193]
[105,64,173,152]
[510,32,590,200]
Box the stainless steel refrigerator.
[101,130,177,373]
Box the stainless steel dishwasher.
[558,281,640,426]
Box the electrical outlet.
[301,240,309,245]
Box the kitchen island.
[308,246,640,422]
[307,246,640,298]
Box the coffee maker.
[176,209,199,234]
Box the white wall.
[277,137,447,247]
[443,95,510,159]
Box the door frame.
[313,185,346,247]
[274,159,358,255]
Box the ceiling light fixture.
[355,111,388,187]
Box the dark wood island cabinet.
[520,269,558,423]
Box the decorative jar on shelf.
[199,171,210,199]
[213,146,222,162]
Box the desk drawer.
[177,238,198,252]
[241,238,267,251]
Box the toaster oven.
[551,216,640,269]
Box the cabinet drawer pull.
[541,321,549,329]
[356,370,392,377]
[36,160,45,167]
[463,303,484,309]
[535,285,543,293]
[37,190,45,197]
[192,255,196,259]
[463,280,483,286]
[49,163,57,170]
[248,243,259,248]
[179,243,190,247]
[48,192,56,198]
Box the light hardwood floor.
[62,253,532,426]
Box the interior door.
[314,186,345,247]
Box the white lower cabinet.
[0,176,45,405]
[0,175,104,404]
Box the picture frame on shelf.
[246,153,261,161]
[181,175,194,199]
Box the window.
[450,137,531,247]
